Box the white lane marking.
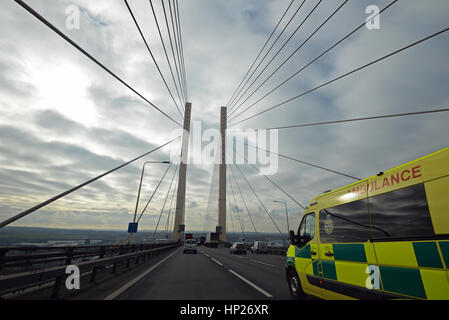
[200,250,210,257]
[250,259,274,267]
[104,248,180,300]
[228,269,273,298]
[211,258,223,266]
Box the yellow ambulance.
[286,147,449,300]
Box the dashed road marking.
[211,258,223,266]
[228,269,273,298]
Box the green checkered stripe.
[310,241,449,299]
[295,244,311,258]
[286,256,295,267]
[312,243,367,280]
[381,240,449,299]
[380,241,448,299]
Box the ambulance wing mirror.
[301,234,312,245]
[289,231,297,244]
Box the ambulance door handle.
[310,250,317,256]
[325,252,334,257]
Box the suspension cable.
[175,0,188,102]
[168,0,187,103]
[241,142,361,181]
[226,0,296,110]
[229,26,449,127]
[228,0,307,112]
[137,147,182,222]
[162,0,186,105]
[228,171,245,238]
[137,161,173,223]
[229,0,350,119]
[227,197,236,234]
[233,164,283,234]
[149,0,185,113]
[0,137,180,229]
[229,106,449,132]
[165,166,179,237]
[14,0,182,127]
[153,163,179,239]
[228,0,321,114]
[229,165,258,233]
[124,0,183,119]
[229,0,398,123]
[235,151,307,210]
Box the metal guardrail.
[0,243,176,274]
[0,242,179,298]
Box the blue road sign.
[128,223,138,233]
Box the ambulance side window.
[299,220,306,238]
[368,183,435,239]
[298,213,315,245]
[319,199,371,243]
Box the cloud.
[34,109,85,135]
[0,0,448,232]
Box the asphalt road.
[113,246,292,300]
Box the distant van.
[286,147,449,300]
[251,241,268,254]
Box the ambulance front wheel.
[287,268,305,300]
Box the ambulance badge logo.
[324,215,334,235]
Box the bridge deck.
[112,247,291,300]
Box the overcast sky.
[0,0,448,234]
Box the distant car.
[230,242,247,255]
[183,239,198,254]
[250,241,268,254]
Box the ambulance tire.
[287,268,305,300]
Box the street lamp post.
[128,161,170,245]
[274,200,290,234]
[132,161,171,223]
